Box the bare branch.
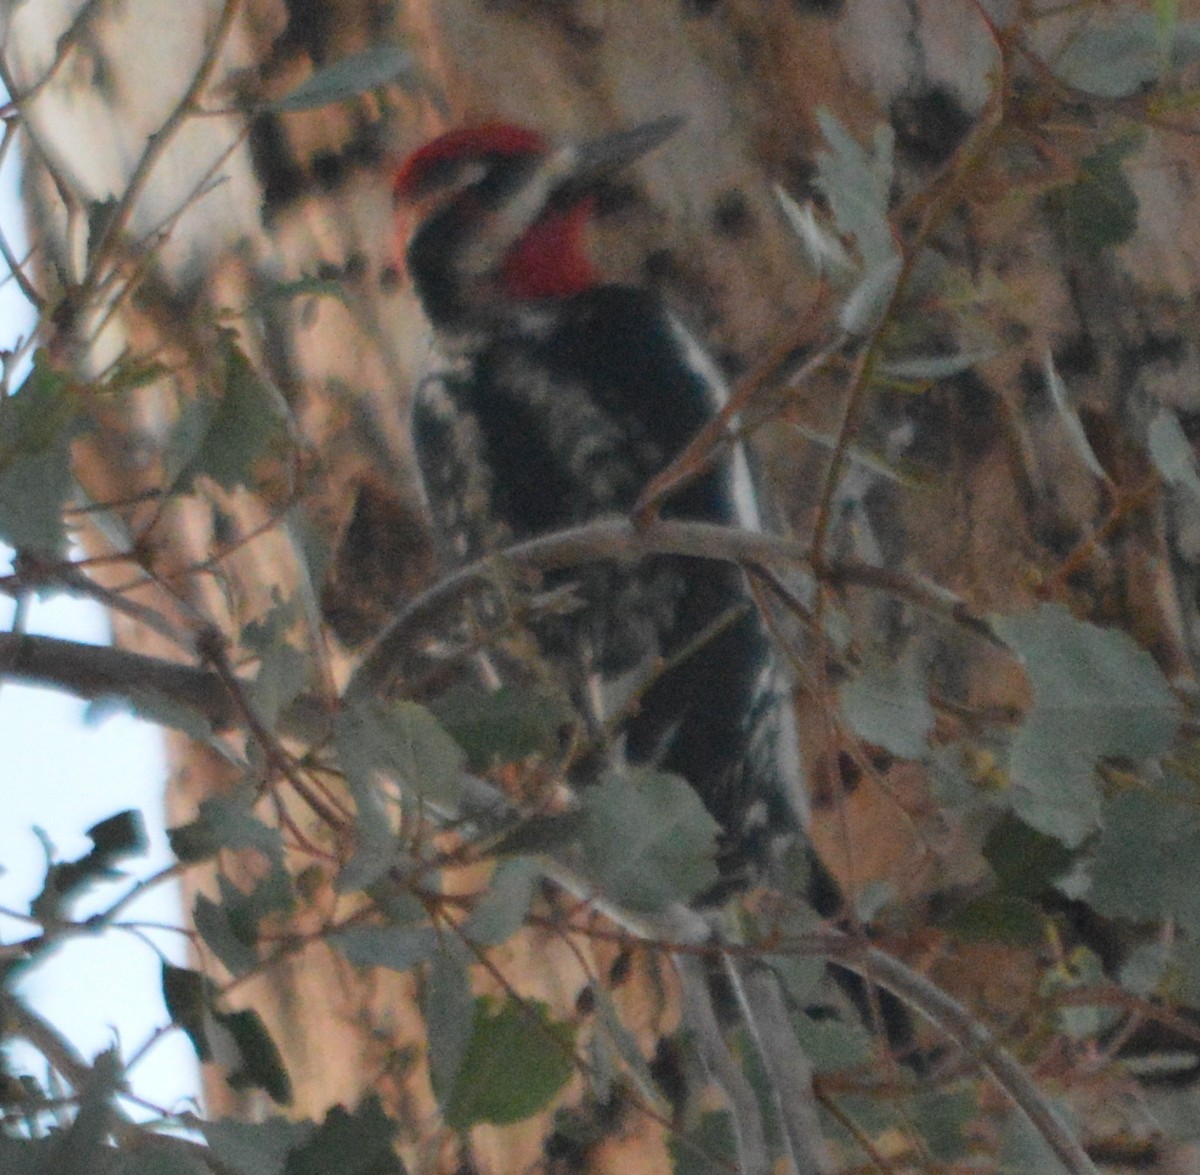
[0,630,234,726]
[350,515,994,697]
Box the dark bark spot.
[322,478,436,647]
[891,85,974,169]
[711,189,756,238]
[792,0,844,13]
[275,0,333,63]
[1054,333,1100,379]
[248,116,308,220]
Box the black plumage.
[399,122,805,860]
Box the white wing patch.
[665,312,763,533]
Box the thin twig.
[0,116,43,307]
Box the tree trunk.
[8,1,1200,1170]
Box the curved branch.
[811,933,1100,1175]
[349,515,994,697]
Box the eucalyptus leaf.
[284,1096,401,1175]
[168,793,285,867]
[335,697,464,891]
[442,997,575,1128]
[329,924,439,971]
[423,940,475,1108]
[268,46,417,112]
[993,605,1180,846]
[0,350,78,555]
[1087,772,1200,933]
[1043,352,1106,480]
[814,108,897,270]
[838,255,902,336]
[463,856,540,946]
[429,682,572,770]
[167,334,286,493]
[839,649,933,759]
[203,1116,314,1175]
[1045,137,1140,259]
[580,770,720,911]
[195,891,259,978]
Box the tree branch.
[0,631,235,727]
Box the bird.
[392,116,807,873]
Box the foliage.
[6,4,1200,1174]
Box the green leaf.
[992,605,1180,846]
[164,976,292,1105]
[1045,137,1140,258]
[943,894,1045,946]
[195,870,292,978]
[0,351,78,555]
[167,334,286,492]
[814,109,896,271]
[983,815,1075,898]
[1148,409,1200,558]
[774,185,853,277]
[53,1045,122,1174]
[838,255,902,336]
[335,698,465,891]
[790,1004,873,1072]
[668,1111,739,1175]
[1119,940,1172,997]
[284,1096,402,1175]
[429,682,572,770]
[1054,16,1158,97]
[85,684,217,743]
[1149,409,1200,490]
[168,793,285,866]
[590,982,663,1107]
[161,962,217,1062]
[999,1104,1072,1174]
[329,924,439,971]
[1087,772,1200,933]
[423,941,475,1107]
[338,698,465,811]
[442,997,575,1128]
[223,1007,292,1104]
[241,595,299,658]
[195,891,259,978]
[580,770,720,911]
[877,352,991,382]
[203,1116,314,1175]
[1053,15,1194,97]
[839,650,933,759]
[268,46,417,112]
[248,641,310,729]
[88,808,147,860]
[910,1088,977,1163]
[463,856,539,946]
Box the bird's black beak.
[558,114,686,194]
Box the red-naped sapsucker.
[394,117,806,871]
